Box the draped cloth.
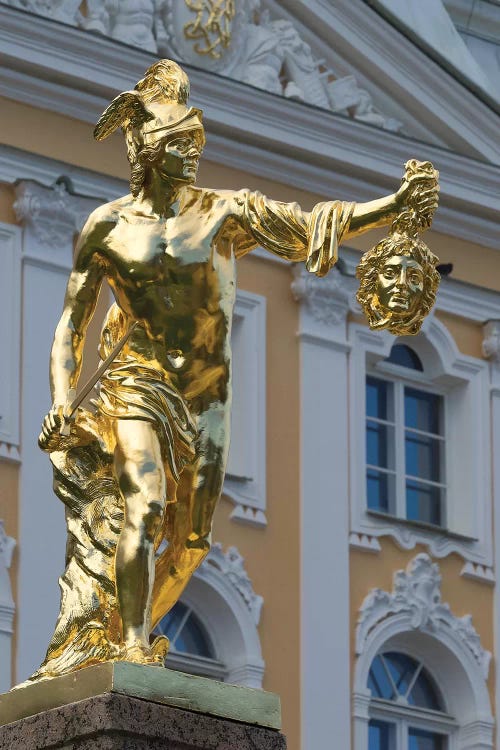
[94,306,197,483]
[235,190,355,277]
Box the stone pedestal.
[0,663,286,750]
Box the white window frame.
[0,221,21,463]
[349,317,492,576]
[354,554,494,750]
[163,543,265,688]
[366,365,447,527]
[224,289,267,527]
[369,697,457,750]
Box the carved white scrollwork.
[204,543,263,625]
[355,553,491,679]
[482,320,500,363]
[291,264,358,328]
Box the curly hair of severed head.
[355,233,441,335]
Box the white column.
[292,265,356,750]
[0,521,15,692]
[483,320,500,750]
[14,179,102,680]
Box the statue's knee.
[126,497,165,541]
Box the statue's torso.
[95,187,241,401]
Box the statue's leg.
[151,403,230,628]
[113,418,167,657]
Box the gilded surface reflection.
[29,59,439,683]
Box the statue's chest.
[107,217,220,289]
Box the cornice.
[0,6,499,251]
[280,0,500,158]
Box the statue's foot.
[122,636,169,666]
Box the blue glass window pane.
[155,601,189,639]
[386,344,423,371]
[409,728,445,750]
[368,655,394,700]
[405,388,442,435]
[367,377,388,419]
[406,480,442,526]
[367,421,391,468]
[174,611,214,658]
[383,652,417,696]
[405,432,441,481]
[367,469,393,513]
[409,670,442,710]
[369,720,393,750]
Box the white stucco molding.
[224,290,267,528]
[0,520,16,693]
[0,4,499,249]
[292,262,353,749]
[356,553,490,676]
[179,543,265,688]
[349,315,493,577]
[0,222,22,456]
[353,554,494,750]
[14,179,103,271]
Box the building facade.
[0,2,499,749]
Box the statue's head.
[356,233,440,335]
[94,60,205,195]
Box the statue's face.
[156,129,204,184]
[376,255,424,316]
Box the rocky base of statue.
[0,663,286,749]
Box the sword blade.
[61,321,138,432]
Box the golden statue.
[32,59,439,682]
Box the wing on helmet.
[93,91,153,141]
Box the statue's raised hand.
[394,160,439,233]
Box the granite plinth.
[0,691,287,749]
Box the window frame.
[348,320,492,575]
[366,365,448,529]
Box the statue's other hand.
[38,405,65,452]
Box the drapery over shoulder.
[230,190,355,277]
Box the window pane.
[367,377,390,420]
[409,728,445,750]
[154,601,189,639]
[406,480,443,526]
[405,388,442,435]
[174,611,215,658]
[405,432,441,482]
[367,420,394,468]
[369,720,394,750]
[409,668,443,710]
[383,652,417,697]
[386,344,423,371]
[367,469,395,513]
[368,655,394,700]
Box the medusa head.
[356,233,440,335]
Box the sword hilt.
[60,388,76,437]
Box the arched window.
[151,544,265,688]
[365,342,446,527]
[152,600,225,681]
[368,652,454,749]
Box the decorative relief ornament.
[184,0,236,59]
[356,553,491,679]
[206,544,263,625]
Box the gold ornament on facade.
[356,160,440,335]
[18,59,440,686]
[184,0,235,58]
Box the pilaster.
[14,179,103,681]
[0,521,15,693]
[483,320,500,750]
[291,265,356,750]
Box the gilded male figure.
[40,60,438,667]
